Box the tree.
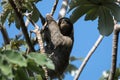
[0,0,120,80]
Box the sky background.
[0,0,120,80]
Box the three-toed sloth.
[42,14,74,79]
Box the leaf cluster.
[69,0,120,36]
[0,48,54,80]
[0,0,42,29]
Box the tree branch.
[50,0,59,16]
[74,35,104,80]
[8,0,35,52]
[0,25,10,44]
[58,0,69,19]
[108,23,120,80]
[42,0,59,30]
[29,19,45,53]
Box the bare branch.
[30,20,45,53]
[108,24,120,80]
[74,35,104,80]
[8,0,35,52]
[0,25,10,44]
[50,0,59,16]
[58,0,69,19]
[25,14,49,80]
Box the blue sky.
[0,0,120,80]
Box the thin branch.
[108,24,120,80]
[30,19,45,53]
[25,14,49,80]
[8,0,35,52]
[0,25,10,44]
[74,35,104,80]
[58,0,69,19]
[50,0,59,16]
[41,0,59,30]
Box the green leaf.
[29,5,40,22]
[85,5,99,21]
[69,0,90,11]
[35,75,43,80]
[8,11,15,26]
[70,56,84,62]
[27,52,55,70]
[14,13,21,30]
[65,64,77,74]
[98,6,114,36]
[0,9,10,25]
[100,0,117,2]
[104,3,120,22]
[0,54,13,79]
[3,50,27,67]
[70,4,96,23]
[14,68,29,80]
[10,39,25,50]
[27,60,44,75]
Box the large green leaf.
[27,52,55,70]
[27,60,44,75]
[2,50,27,67]
[69,0,90,11]
[69,0,118,36]
[98,6,114,36]
[0,54,13,79]
[85,5,99,20]
[29,4,40,22]
[70,4,96,23]
[104,3,120,22]
[14,68,29,80]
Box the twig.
[41,0,59,30]
[58,0,69,19]
[0,25,10,44]
[30,20,45,53]
[50,0,59,16]
[8,0,35,52]
[32,4,45,25]
[108,23,120,80]
[25,14,49,79]
[74,35,104,80]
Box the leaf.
[98,6,114,36]
[10,39,25,50]
[27,60,44,75]
[8,11,15,26]
[70,4,96,23]
[14,68,29,80]
[70,56,84,62]
[14,13,21,30]
[2,50,27,67]
[69,0,90,11]
[0,54,13,79]
[27,52,55,70]
[104,3,120,22]
[29,5,40,22]
[65,64,77,74]
[85,5,99,21]
[35,75,43,80]
[0,9,10,25]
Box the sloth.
[42,14,74,79]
